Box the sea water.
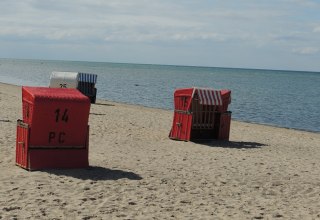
[0,58,319,133]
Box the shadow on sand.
[94,103,115,107]
[193,140,267,149]
[41,166,142,181]
[0,119,12,123]
[89,113,106,116]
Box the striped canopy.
[192,87,222,106]
[78,73,98,84]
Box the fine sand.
[0,82,319,220]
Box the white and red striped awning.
[192,87,222,105]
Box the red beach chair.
[16,87,90,170]
[169,87,231,141]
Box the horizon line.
[1,57,319,74]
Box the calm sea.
[0,58,319,133]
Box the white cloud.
[0,1,234,44]
[313,26,320,33]
[292,47,319,55]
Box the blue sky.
[0,0,320,71]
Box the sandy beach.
[0,82,319,219]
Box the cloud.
[0,0,235,44]
[282,0,320,7]
[313,26,320,33]
[292,47,319,55]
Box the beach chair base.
[16,120,90,171]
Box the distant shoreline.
[1,57,320,74]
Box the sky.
[0,0,320,72]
